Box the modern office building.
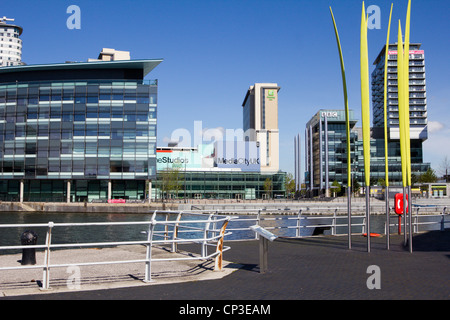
[242,83,280,173]
[0,17,24,67]
[0,53,162,202]
[305,110,358,196]
[372,43,428,140]
[153,142,286,200]
[304,109,430,197]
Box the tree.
[418,168,438,183]
[263,178,273,199]
[160,168,184,200]
[352,177,361,196]
[377,178,386,187]
[331,180,341,197]
[438,156,450,182]
[285,173,295,197]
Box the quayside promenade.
[1,230,449,300]
[1,196,449,215]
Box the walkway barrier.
[1,207,448,290]
[184,206,450,241]
[0,211,232,290]
[185,208,366,239]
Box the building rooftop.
[0,59,163,83]
[373,43,422,65]
[0,16,23,35]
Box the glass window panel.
[74,113,85,121]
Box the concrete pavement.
[1,230,449,300]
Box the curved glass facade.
[0,79,158,202]
[153,171,287,200]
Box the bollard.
[21,230,38,265]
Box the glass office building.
[305,109,430,197]
[154,170,286,200]
[0,59,162,202]
[305,110,358,196]
[153,145,286,200]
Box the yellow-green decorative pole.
[397,21,408,246]
[384,3,393,250]
[404,0,413,253]
[360,2,371,252]
[397,22,407,187]
[330,7,352,250]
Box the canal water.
[0,211,445,254]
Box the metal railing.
[387,206,449,233]
[184,206,450,240]
[185,208,367,240]
[1,207,448,291]
[0,211,232,290]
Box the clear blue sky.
[2,0,449,177]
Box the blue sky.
[2,0,449,177]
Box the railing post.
[144,217,156,283]
[202,213,214,258]
[214,217,230,272]
[296,209,302,238]
[332,208,337,235]
[441,207,447,232]
[164,213,169,240]
[362,217,366,235]
[212,210,219,240]
[255,210,261,240]
[414,208,420,233]
[172,211,183,253]
[42,221,54,290]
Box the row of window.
[0,82,158,180]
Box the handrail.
[0,210,232,290]
[185,206,449,240]
[1,208,448,290]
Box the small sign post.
[250,225,278,274]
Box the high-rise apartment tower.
[0,17,24,67]
[372,43,427,141]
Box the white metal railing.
[0,210,232,290]
[185,208,366,239]
[185,206,450,240]
[1,207,448,290]
[384,206,450,234]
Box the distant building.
[0,16,24,67]
[88,48,131,62]
[372,43,428,140]
[242,83,280,173]
[305,110,358,197]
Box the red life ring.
[363,233,381,238]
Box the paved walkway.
[1,230,449,300]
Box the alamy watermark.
[367,5,381,30]
[366,265,381,290]
[66,265,81,290]
[66,5,81,30]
